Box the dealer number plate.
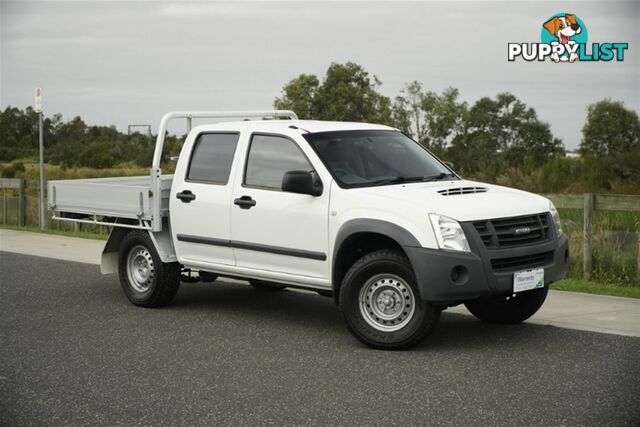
[513,268,544,293]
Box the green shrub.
[1,161,26,178]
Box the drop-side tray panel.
[48,175,173,220]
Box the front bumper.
[404,232,569,304]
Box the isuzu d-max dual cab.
[49,111,568,349]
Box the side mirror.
[282,170,323,196]
[443,161,455,170]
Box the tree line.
[1,61,638,193]
[274,62,639,194]
[0,109,183,173]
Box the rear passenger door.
[170,131,240,267]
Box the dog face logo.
[541,13,588,63]
[543,15,581,44]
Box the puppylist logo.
[508,13,628,63]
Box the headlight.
[549,201,563,236]
[429,214,470,252]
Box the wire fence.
[0,178,106,235]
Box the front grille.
[491,251,554,272]
[473,213,551,248]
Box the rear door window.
[186,133,240,184]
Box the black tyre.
[249,280,287,292]
[464,287,548,324]
[339,249,441,350]
[118,230,181,307]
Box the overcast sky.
[1,0,638,149]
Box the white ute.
[49,111,569,349]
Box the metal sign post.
[34,87,45,230]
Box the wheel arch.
[332,219,421,304]
[100,223,177,274]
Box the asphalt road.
[1,252,639,426]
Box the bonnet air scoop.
[437,187,488,196]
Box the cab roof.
[193,119,397,134]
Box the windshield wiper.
[371,176,434,186]
[370,172,458,187]
[421,172,457,182]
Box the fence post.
[583,193,594,280]
[637,231,640,283]
[18,179,25,226]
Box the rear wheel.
[339,249,441,350]
[118,231,181,307]
[249,280,287,292]
[464,287,548,324]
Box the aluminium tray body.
[48,175,173,228]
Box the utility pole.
[34,88,45,230]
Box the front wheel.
[339,249,441,350]
[118,231,181,307]
[464,287,548,324]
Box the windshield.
[303,130,457,188]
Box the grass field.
[16,162,150,180]
[551,279,640,299]
[557,208,639,286]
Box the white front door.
[230,133,329,278]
